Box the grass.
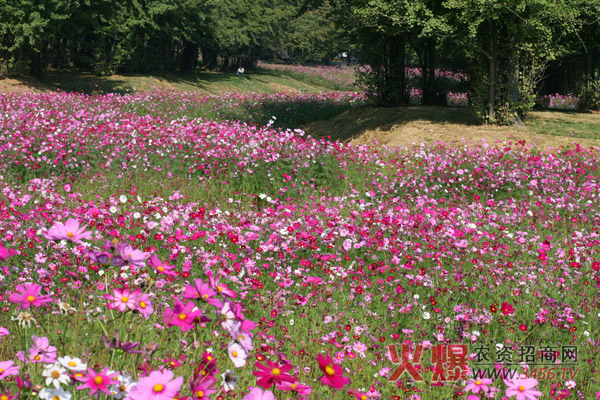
[1,68,329,95]
[527,110,600,139]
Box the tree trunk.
[488,19,497,122]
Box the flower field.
[0,90,599,400]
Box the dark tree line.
[1,0,599,124]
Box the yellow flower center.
[217,286,223,292]
[202,294,209,299]
[53,396,60,400]
[112,238,119,245]
[0,396,7,400]
[291,383,297,390]
[68,361,77,367]
[153,383,164,392]
[121,296,128,303]
[0,368,4,373]
[476,380,482,385]
[272,368,281,376]
[325,365,335,376]
[207,355,213,361]
[74,373,83,378]
[195,390,204,398]
[51,370,60,378]
[231,351,238,357]
[120,385,126,391]
[34,355,41,361]
[27,295,35,302]
[158,266,165,272]
[94,376,103,385]
[67,232,74,238]
[178,313,186,320]
[361,396,367,400]
[519,386,525,392]
[139,301,146,308]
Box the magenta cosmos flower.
[148,255,178,277]
[42,218,92,242]
[316,354,350,390]
[128,370,183,400]
[75,367,119,396]
[242,388,275,400]
[8,283,53,309]
[182,279,223,309]
[465,377,493,394]
[252,360,296,389]
[207,270,237,298]
[504,377,542,400]
[0,243,9,260]
[164,300,202,332]
[117,244,148,268]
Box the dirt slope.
[301,106,600,151]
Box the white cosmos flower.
[228,343,247,368]
[119,195,128,203]
[109,206,118,214]
[42,363,70,388]
[58,356,87,371]
[422,312,431,320]
[38,387,72,400]
[133,212,141,219]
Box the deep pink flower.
[316,354,350,390]
[182,279,223,308]
[207,270,237,298]
[28,335,57,363]
[104,288,137,313]
[252,360,296,389]
[128,369,183,400]
[164,300,202,332]
[117,244,147,267]
[75,367,119,396]
[0,243,8,260]
[8,283,53,309]
[189,376,217,399]
[42,218,91,242]
[504,377,542,400]
[148,255,177,277]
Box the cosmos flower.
[252,360,296,389]
[504,377,542,400]
[75,367,120,396]
[128,369,183,400]
[42,218,92,242]
[316,354,350,390]
[242,388,275,400]
[8,283,53,309]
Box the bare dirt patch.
[301,106,600,151]
[0,77,52,93]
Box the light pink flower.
[42,218,91,242]
[465,377,493,394]
[128,369,183,400]
[504,377,542,400]
[242,387,275,400]
[0,360,20,379]
[104,288,137,313]
[75,367,119,396]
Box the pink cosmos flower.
[117,244,148,268]
[42,218,92,242]
[0,327,9,341]
[242,388,275,400]
[350,389,369,400]
[317,354,350,390]
[148,255,178,277]
[0,243,8,260]
[253,360,296,389]
[275,380,312,396]
[0,361,21,379]
[163,300,202,332]
[133,290,154,319]
[504,377,542,400]
[465,377,493,394]
[207,270,237,298]
[75,367,119,396]
[128,369,183,400]
[182,279,223,309]
[104,288,137,313]
[8,283,53,309]
[189,376,217,399]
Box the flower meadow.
[539,94,581,111]
[1,90,600,400]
